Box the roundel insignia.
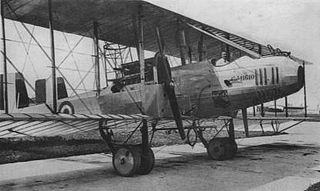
[58,101,75,114]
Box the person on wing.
[215,51,229,66]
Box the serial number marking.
[230,74,255,82]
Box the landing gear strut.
[99,119,155,177]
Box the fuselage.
[96,55,304,119]
[16,55,304,119]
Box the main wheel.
[223,138,238,159]
[136,147,155,175]
[112,147,141,177]
[207,137,237,160]
[207,137,227,160]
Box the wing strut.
[185,22,261,59]
[176,20,187,65]
[1,0,9,113]
[242,108,249,137]
[303,61,307,117]
[93,21,101,95]
[137,5,145,85]
[48,0,57,113]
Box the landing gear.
[112,146,155,176]
[195,118,238,160]
[100,119,155,177]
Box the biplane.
[0,0,315,177]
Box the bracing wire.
[21,26,36,73]
[11,21,39,78]
[61,32,87,92]
[6,2,94,114]
[1,52,35,93]
[69,62,95,97]
[47,34,86,79]
[6,3,51,62]
[5,38,92,56]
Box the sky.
[1,0,320,110]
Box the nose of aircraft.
[282,57,305,92]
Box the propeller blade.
[156,54,185,140]
[164,83,185,140]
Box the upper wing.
[2,0,310,64]
[0,113,148,138]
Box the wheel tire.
[222,138,237,159]
[231,140,238,155]
[207,138,237,160]
[207,138,227,160]
[112,147,141,177]
[136,147,155,175]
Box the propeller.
[155,53,185,140]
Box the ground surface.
[0,121,320,191]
